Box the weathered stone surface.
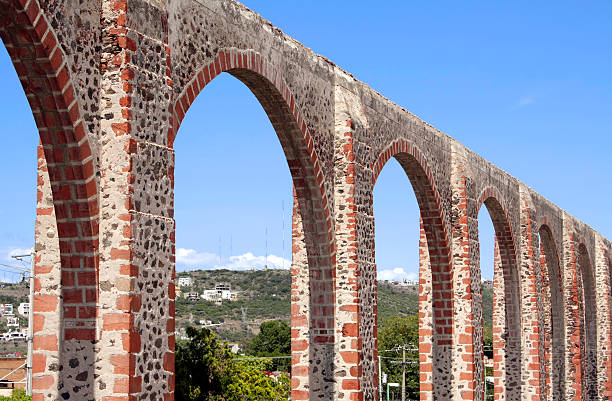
[1,0,610,400]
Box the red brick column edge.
[1,0,99,399]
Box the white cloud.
[377,267,417,281]
[218,252,290,271]
[176,248,218,267]
[511,96,534,110]
[176,248,291,272]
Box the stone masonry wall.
[1,0,610,400]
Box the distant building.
[1,330,26,342]
[227,343,241,354]
[201,286,238,302]
[201,290,220,301]
[17,303,29,317]
[0,357,26,396]
[178,277,193,287]
[0,304,13,316]
[6,317,18,328]
[184,292,199,301]
[175,328,188,341]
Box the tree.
[377,315,420,400]
[246,320,290,371]
[221,359,290,401]
[175,327,231,401]
[175,326,290,401]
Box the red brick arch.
[538,223,565,401]
[476,186,522,401]
[0,0,99,396]
[171,48,336,399]
[371,139,453,398]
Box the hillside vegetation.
[176,269,494,345]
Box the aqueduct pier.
[0,0,610,400]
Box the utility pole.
[378,354,383,401]
[241,306,248,329]
[264,227,268,270]
[218,235,222,266]
[387,345,416,401]
[281,201,285,270]
[11,252,34,396]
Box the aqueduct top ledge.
[169,0,606,248]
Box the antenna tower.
[218,235,222,266]
[241,307,248,328]
[282,201,285,270]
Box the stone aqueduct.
[0,0,610,400]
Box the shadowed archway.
[539,225,565,401]
[371,141,453,400]
[172,50,336,399]
[477,192,521,401]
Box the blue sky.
[0,1,610,281]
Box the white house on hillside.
[17,303,29,317]
[0,304,13,316]
[178,277,192,287]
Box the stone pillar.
[594,237,612,401]
[32,145,62,401]
[540,239,553,401]
[418,218,434,400]
[450,146,482,401]
[562,218,585,401]
[518,188,543,401]
[539,224,565,401]
[291,194,311,400]
[95,1,175,399]
[333,73,377,400]
[492,239,506,401]
[566,226,598,401]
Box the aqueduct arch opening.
[539,224,565,401]
[372,158,421,399]
[171,54,336,399]
[371,143,453,400]
[476,193,522,401]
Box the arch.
[0,1,99,258]
[0,0,99,397]
[371,139,453,399]
[577,242,597,400]
[539,224,565,401]
[476,188,521,401]
[171,49,335,397]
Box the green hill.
[176,269,493,346]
